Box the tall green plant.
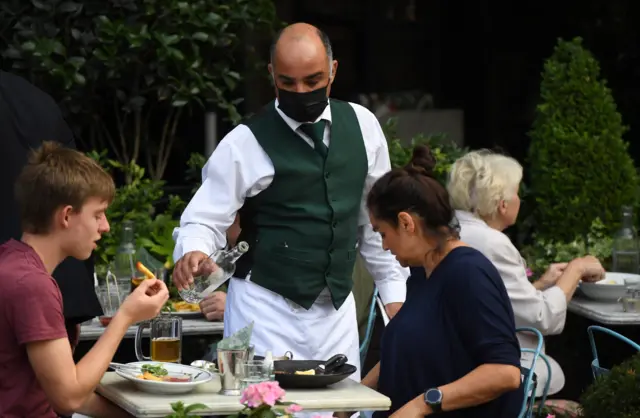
[2,0,279,180]
[528,37,638,242]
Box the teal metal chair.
[359,288,382,418]
[521,349,553,417]
[360,288,379,367]
[516,327,544,418]
[587,325,640,378]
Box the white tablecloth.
[568,296,640,325]
[80,318,224,340]
[97,372,391,418]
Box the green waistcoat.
[234,99,368,310]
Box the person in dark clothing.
[362,144,523,418]
[0,71,103,346]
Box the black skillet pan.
[273,354,356,389]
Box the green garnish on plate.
[141,363,168,377]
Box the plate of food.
[273,354,356,389]
[114,362,213,394]
[162,299,203,318]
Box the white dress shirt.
[456,210,566,395]
[173,100,409,305]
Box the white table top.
[568,296,640,325]
[97,372,391,417]
[80,318,224,340]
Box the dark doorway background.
[170,0,640,187]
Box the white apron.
[224,275,361,382]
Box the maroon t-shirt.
[0,239,68,417]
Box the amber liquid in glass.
[150,337,181,362]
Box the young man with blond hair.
[0,142,169,417]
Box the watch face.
[426,389,442,404]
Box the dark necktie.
[299,121,328,159]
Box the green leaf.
[164,34,180,45]
[58,1,82,13]
[171,98,188,107]
[192,32,208,41]
[31,0,50,11]
[21,41,36,52]
[184,403,207,413]
[73,73,86,85]
[68,56,85,68]
[169,48,185,60]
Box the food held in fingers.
[136,261,157,280]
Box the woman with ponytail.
[362,145,523,418]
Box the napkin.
[217,321,254,350]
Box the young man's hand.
[119,279,169,324]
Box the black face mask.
[277,85,329,123]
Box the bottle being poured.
[179,241,250,304]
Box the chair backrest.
[587,325,640,378]
[521,349,553,417]
[376,293,390,326]
[516,327,544,418]
[359,288,380,366]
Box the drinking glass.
[240,360,272,388]
[96,271,129,327]
[135,314,183,363]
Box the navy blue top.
[374,247,523,418]
[408,266,427,293]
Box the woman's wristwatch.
[424,388,443,413]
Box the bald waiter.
[172,23,408,381]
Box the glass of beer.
[134,314,182,363]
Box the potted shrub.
[527,37,638,242]
[579,352,640,417]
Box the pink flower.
[526,268,533,277]
[546,414,555,418]
[240,381,286,408]
[285,404,303,414]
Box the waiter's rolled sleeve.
[358,224,409,304]
[449,265,522,367]
[173,234,216,262]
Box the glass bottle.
[612,206,640,274]
[179,241,250,304]
[110,220,137,293]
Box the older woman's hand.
[538,263,569,288]
[579,256,606,282]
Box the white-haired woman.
[446,150,605,397]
